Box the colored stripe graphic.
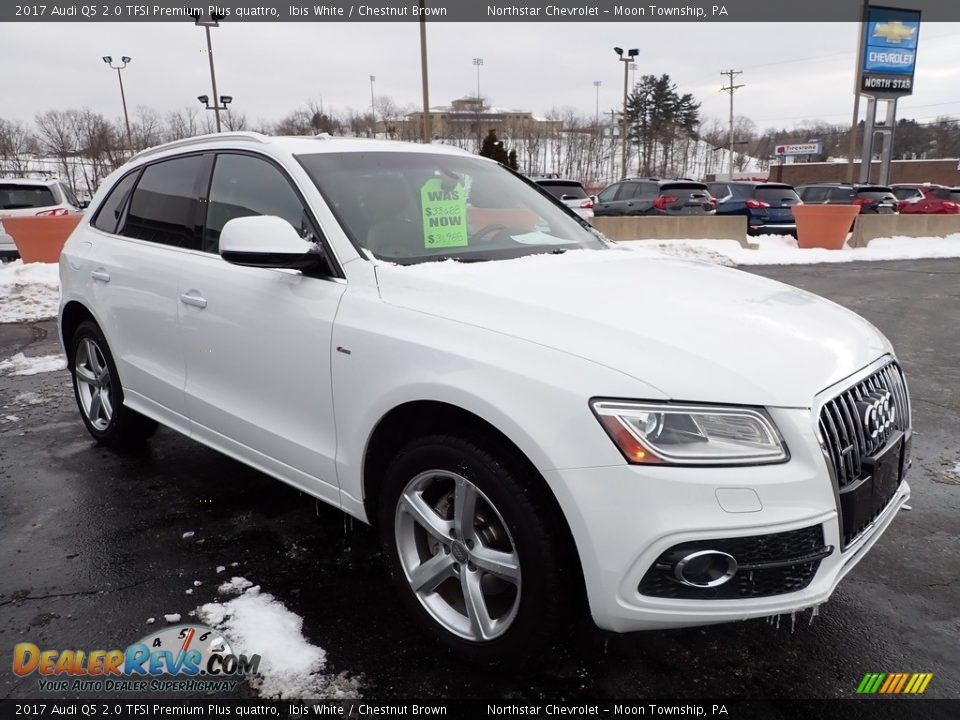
[857,672,933,694]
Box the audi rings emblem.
[857,391,896,440]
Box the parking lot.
[1,258,958,701]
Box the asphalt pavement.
[1,258,958,701]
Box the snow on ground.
[0,260,60,323]
[629,233,960,266]
[0,352,66,376]
[198,578,361,700]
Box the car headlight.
[590,400,788,466]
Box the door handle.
[90,269,111,283]
[179,292,207,309]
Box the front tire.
[70,320,157,448]
[379,434,571,664]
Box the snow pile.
[0,352,66,376]
[197,578,360,700]
[625,233,960,266]
[0,260,60,323]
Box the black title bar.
[4,0,958,22]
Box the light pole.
[102,56,132,149]
[593,80,601,129]
[614,47,638,179]
[472,57,484,150]
[192,11,225,132]
[369,75,376,134]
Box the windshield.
[296,151,606,264]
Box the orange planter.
[792,204,860,250]
[2,214,83,263]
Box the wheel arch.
[59,300,99,369]
[362,399,588,610]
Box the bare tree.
[0,119,37,174]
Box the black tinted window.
[707,184,730,197]
[204,153,310,253]
[538,182,587,200]
[616,183,641,200]
[929,187,951,200]
[892,187,922,201]
[597,184,619,202]
[829,187,855,201]
[855,189,895,200]
[0,184,56,210]
[121,155,205,248]
[755,187,801,203]
[93,171,138,234]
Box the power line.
[720,69,744,176]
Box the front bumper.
[544,406,910,632]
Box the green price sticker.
[420,178,469,249]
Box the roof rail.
[130,131,270,162]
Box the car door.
[177,151,346,504]
[86,155,209,432]
[593,183,622,216]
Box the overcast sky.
[2,21,959,132]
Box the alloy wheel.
[74,337,114,431]
[394,470,521,642]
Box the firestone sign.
[774,142,822,157]
[860,5,921,96]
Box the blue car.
[706,182,801,236]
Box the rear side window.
[0,184,57,210]
[93,172,139,234]
[204,153,313,254]
[707,184,731,198]
[539,182,587,200]
[928,187,950,200]
[892,187,922,201]
[59,182,80,208]
[121,155,206,249]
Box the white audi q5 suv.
[59,133,911,663]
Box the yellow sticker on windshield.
[421,179,469,249]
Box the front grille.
[638,525,829,600]
[818,362,910,490]
[818,361,911,548]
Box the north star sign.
[861,5,921,96]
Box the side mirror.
[591,195,599,204]
[219,215,319,270]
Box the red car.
[891,184,960,214]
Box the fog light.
[674,550,738,588]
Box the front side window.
[297,152,606,264]
[121,155,206,249]
[93,171,139,234]
[0,184,57,210]
[597,184,620,202]
[204,153,313,254]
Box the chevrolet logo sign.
[872,20,917,44]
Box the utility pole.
[720,69,744,177]
[419,1,431,143]
[606,109,619,184]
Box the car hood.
[374,248,891,407]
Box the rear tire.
[378,434,571,665]
[70,320,157,449]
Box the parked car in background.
[0,177,86,219]
[891,183,960,215]
[706,181,801,235]
[796,183,898,214]
[594,178,716,217]
[530,175,595,221]
[0,225,17,260]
